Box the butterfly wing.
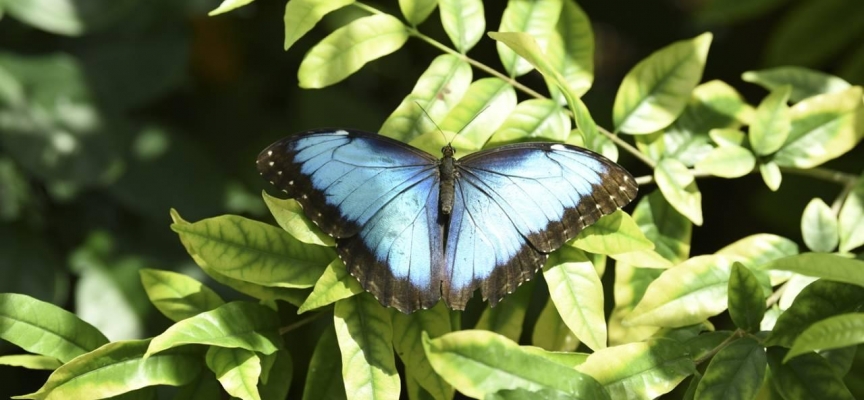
[257,130,444,312]
[443,143,637,308]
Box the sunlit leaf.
[570,210,654,255]
[614,33,712,134]
[334,294,400,400]
[298,259,362,313]
[263,192,335,246]
[439,0,484,53]
[759,161,782,191]
[838,174,864,253]
[399,0,436,26]
[759,253,864,288]
[139,269,224,322]
[298,14,408,88]
[0,355,62,370]
[655,158,702,226]
[532,297,579,352]
[801,198,839,253]
[209,0,255,16]
[543,247,606,351]
[694,337,766,400]
[439,78,517,148]
[694,145,756,178]
[545,0,594,100]
[206,347,261,400]
[786,313,864,362]
[742,66,851,102]
[709,128,745,147]
[765,280,864,347]
[749,85,791,155]
[767,347,854,400]
[496,0,564,77]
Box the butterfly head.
[441,143,456,158]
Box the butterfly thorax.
[439,144,457,215]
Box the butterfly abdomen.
[439,153,456,215]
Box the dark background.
[1,0,862,398]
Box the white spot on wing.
[335,130,349,135]
[550,144,566,151]
[268,161,274,166]
[267,150,273,156]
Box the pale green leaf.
[759,253,864,288]
[778,274,818,310]
[750,85,791,155]
[0,355,62,370]
[767,347,854,400]
[709,128,745,147]
[475,280,534,342]
[139,268,225,322]
[531,297,579,352]
[545,0,594,100]
[570,210,653,255]
[298,258,362,313]
[626,255,735,327]
[439,78,517,148]
[18,340,200,400]
[262,192,335,246]
[0,293,108,363]
[334,294,400,400]
[773,86,864,169]
[146,302,282,357]
[759,161,782,191]
[576,338,695,399]
[633,190,691,263]
[380,54,472,145]
[209,0,255,16]
[694,337,766,400]
[765,280,864,347]
[423,330,609,399]
[399,0,437,26]
[298,14,408,88]
[727,263,765,332]
[838,174,864,252]
[717,233,799,271]
[694,145,756,178]
[392,303,453,400]
[284,0,355,50]
[302,325,346,400]
[609,250,674,269]
[655,158,703,225]
[496,0,563,77]
[520,346,588,368]
[543,247,607,351]
[439,0,484,53]
[786,313,864,362]
[170,213,334,289]
[614,33,712,134]
[608,265,663,345]
[801,198,839,252]
[742,66,851,102]
[206,347,261,400]
[486,99,570,146]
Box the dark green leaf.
[728,263,766,332]
[765,280,864,347]
[302,325,346,400]
[695,337,766,400]
[767,347,854,399]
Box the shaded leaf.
[760,253,864,288]
[694,337,766,400]
[767,347,854,400]
[302,325,346,400]
[486,99,570,146]
[531,297,579,352]
[3,0,137,36]
[139,269,224,322]
[786,313,864,361]
[728,263,766,332]
[475,280,534,342]
[764,0,864,67]
[765,280,864,347]
[0,355,62,370]
[545,0,594,100]
[392,303,454,400]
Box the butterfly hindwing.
[443,143,637,308]
[257,130,444,312]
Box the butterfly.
[257,129,637,313]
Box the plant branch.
[694,329,746,365]
[634,166,856,188]
[279,311,328,335]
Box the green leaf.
[570,210,654,255]
[423,330,609,399]
[334,293,400,400]
[206,347,262,400]
[209,0,255,16]
[764,0,864,67]
[496,0,564,77]
[399,0,437,26]
[475,280,534,342]
[302,325,346,400]
[838,174,864,252]
[760,253,864,288]
[438,78,517,149]
[625,255,735,327]
[608,265,663,345]
[531,297,579,352]
[171,213,333,289]
[742,66,851,102]
[801,198,839,253]
[392,303,454,400]
[174,374,222,400]
[258,349,293,400]
[576,338,695,399]
[545,0,594,100]
[759,161,782,191]
[655,158,703,225]
[298,14,408,88]
[2,0,137,36]
[608,250,674,269]
[766,347,854,400]
[284,0,354,50]
[633,190,692,263]
[709,128,745,147]
[543,247,606,350]
[262,192,335,246]
[146,301,282,357]
[0,355,62,370]
[0,293,108,363]
[694,337,766,400]
[728,263,766,332]
[716,233,799,270]
[773,86,864,169]
[785,313,864,362]
[765,280,864,347]
[694,145,756,178]
[486,99,570,146]
[18,340,200,400]
[380,54,472,145]
[749,85,791,155]
[614,33,712,134]
[298,259,363,313]
[439,0,484,53]
[139,269,225,322]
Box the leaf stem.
[694,329,746,365]
[279,311,328,335]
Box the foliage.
[2,0,864,399]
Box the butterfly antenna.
[414,100,452,144]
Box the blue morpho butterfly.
[257,128,637,313]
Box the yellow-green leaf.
[655,158,703,225]
[543,247,607,351]
[759,161,782,191]
[263,191,335,246]
[399,0,437,26]
[742,66,851,102]
[206,347,262,400]
[838,174,864,252]
[486,98,570,146]
[439,0,484,53]
[801,197,839,252]
[496,0,563,77]
[749,85,791,155]
[571,210,654,255]
[439,78,517,148]
[139,268,225,322]
[786,313,864,362]
[209,0,255,16]
[298,258,362,313]
[284,0,355,50]
[694,145,756,178]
